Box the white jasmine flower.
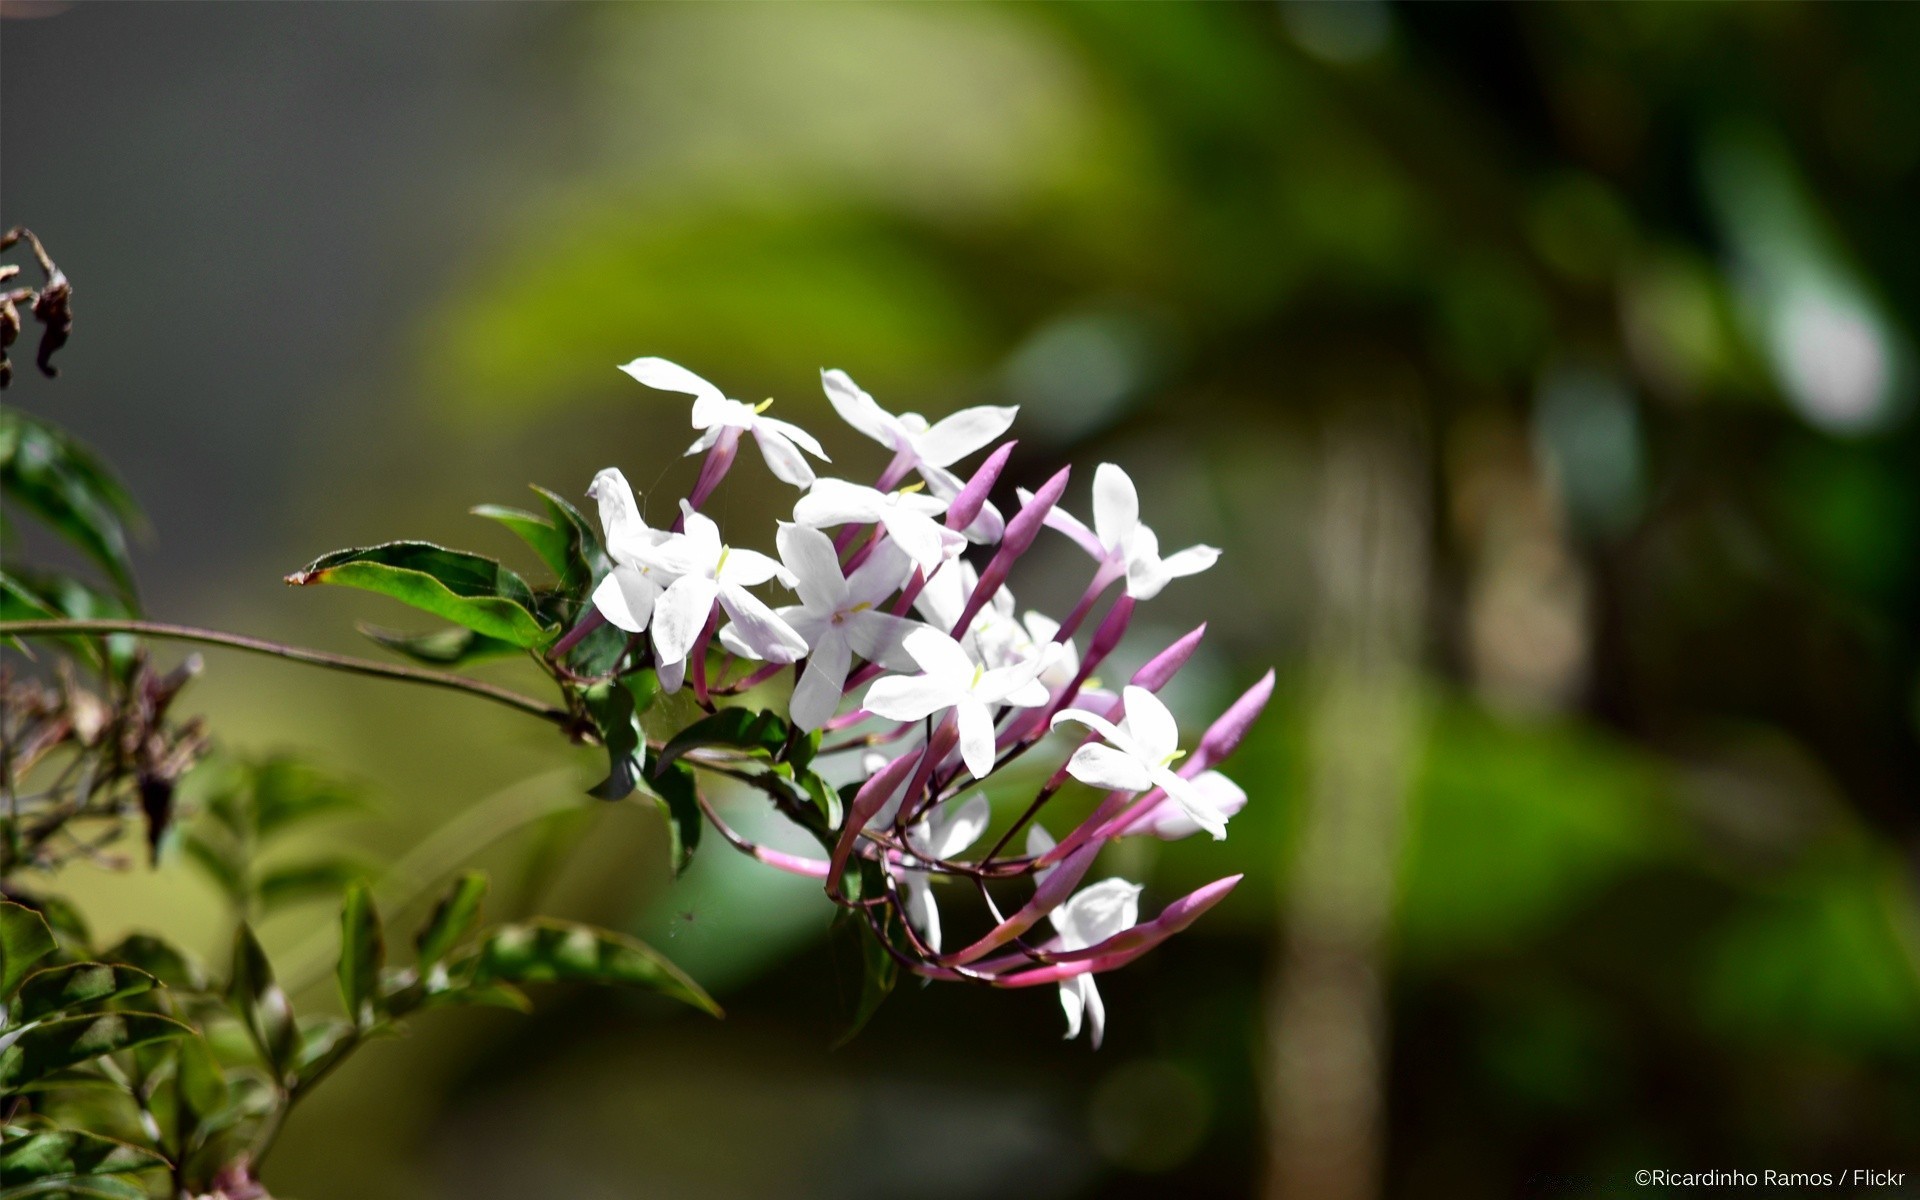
[820,368,1015,538]
[1028,463,1220,600]
[792,478,966,571]
[621,356,829,488]
[1051,685,1230,839]
[863,627,1049,779]
[898,793,991,954]
[754,524,925,731]
[1132,770,1247,840]
[641,502,806,692]
[584,467,676,634]
[1049,877,1142,1048]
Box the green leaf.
[798,769,843,831]
[284,541,551,647]
[583,680,643,800]
[256,857,371,914]
[336,883,384,1027]
[12,964,156,1025]
[421,980,531,1014]
[293,1016,357,1081]
[250,757,362,841]
[472,504,572,582]
[0,1012,189,1086]
[643,762,703,878]
[357,621,524,667]
[99,935,206,993]
[654,707,789,774]
[533,484,608,594]
[0,569,62,622]
[179,832,248,906]
[415,872,489,974]
[1,1176,151,1200]
[467,919,721,1018]
[1,901,57,999]
[0,1127,168,1188]
[173,1034,228,1132]
[0,409,142,598]
[832,910,899,1050]
[227,925,296,1077]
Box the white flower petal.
[864,674,957,723]
[912,404,1018,467]
[793,478,885,529]
[844,610,924,672]
[656,653,687,694]
[1064,743,1155,794]
[777,523,850,614]
[591,565,656,634]
[1141,770,1247,840]
[902,626,976,680]
[789,628,853,732]
[1120,686,1180,764]
[955,698,998,779]
[1092,463,1140,552]
[1059,975,1087,1041]
[903,872,942,954]
[650,574,720,662]
[820,368,902,448]
[1153,768,1230,840]
[717,585,808,663]
[846,537,913,607]
[619,357,725,408]
[1056,878,1142,948]
[752,426,816,488]
[759,415,828,462]
[1160,544,1221,580]
[933,793,992,858]
[881,508,953,571]
[718,546,788,589]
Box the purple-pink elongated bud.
[1001,464,1069,560]
[954,465,1070,636]
[945,441,1015,532]
[683,427,742,518]
[829,748,921,890]
[1083,595,1134,668]
[937,838,1103,967]
[1188,668,1275,773]
[981,874,1243,987]
[1130,623,1207,691]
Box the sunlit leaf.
[415,872,489,973]
[0,1012,189,1086]
[1,901,57,999]
[654,707,789,774]
[644,762,703,878]
[256,858,372,914]
[467,919,721,1017]
[472,503,572,582]
[336,883,384,1028]
[357,621,524,667]
[584,680,644,800]
[284,541,551,648]
[0,1127,167,1188]
[99,935,206,994]
[227,925,296,1078]
[12,964,156,1025]
[0,409,142,598]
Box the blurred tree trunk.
[1264,401,1429,1200]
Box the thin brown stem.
[0,619,567,725]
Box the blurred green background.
[5,2,1918,1197]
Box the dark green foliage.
[285,541,551,647]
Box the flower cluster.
[576,357,1267,1047]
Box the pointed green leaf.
[250,757,362,840]
[644,762,702,877]
[533,484,608,593]
[0,1012,190,1086]
[336,883,384,1027]
[1,901,57,998]
[415,872,489,973]
[179,832,247,906]
[472,504,572,582]
[831,910,899,1050]
[467,919,720,1018]
[256,857,371,914]
[173,1034,228,1131]
[100,935,206,993]
[654,707,789,774]
[12,964,156,1024]
[357,621,524,667]
[285,541,550,647]
[0,409,142,598]
[583,681,643,800]
[227,925,296,1077]
[0,1127,168,1187]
